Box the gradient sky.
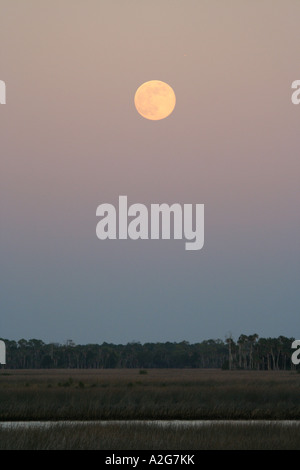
[1,0,299,345]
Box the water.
[1,420,300,429]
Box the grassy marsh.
[0,368,300,421]
[1,421,300,450]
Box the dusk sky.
[1,0,299,345]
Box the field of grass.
[1,368,300,421]
[1,421,300,450]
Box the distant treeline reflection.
[0,334,297,371]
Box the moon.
[134,80,176,120]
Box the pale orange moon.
[134,80,176,120]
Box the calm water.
[1,420,300,429]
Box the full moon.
[134,80,176,120]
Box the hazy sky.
[1,0,299,345]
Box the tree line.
[0,334,297,370]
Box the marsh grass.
[0,369,300,421]
[0,422,300,450]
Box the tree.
[225,334,234,370]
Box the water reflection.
[1,420,300,429]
